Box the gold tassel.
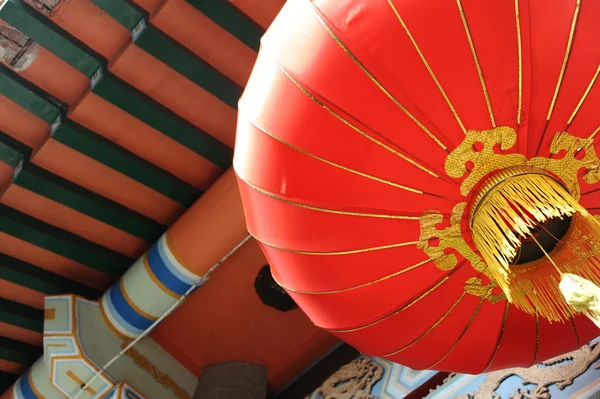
[470,166,600,322]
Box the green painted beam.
[0,253,101,299]
[15,164,167,242]
[0,132,167,242]
[0,67,61,124]
[186,0,264,51]
[0,137,23,169]
[0,337,40,365]
[0,142,137,276]
[0,203,133,276]
[54,121,201,206]
[1,1,234,167]
[0,371,18,393]
[0,0,100,77]
[0,298,43,333]
[89,0,243,109]
[0,70,202,205]
[93,75,233,169]
[136,25,242,110]
[90,0,142,31]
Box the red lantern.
[234,0,600,373]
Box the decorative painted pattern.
[308,356,437,399]
[104,382,147,399]
[100,234,205,340]
[42,295,115,398]
[121,344,189,399]
[311,340,600,399]
[426,340,600,399]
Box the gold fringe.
[471,167,600,322]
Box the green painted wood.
[0,203,133,275]
[0,141,23,169]
[0,130,32,161]
[15,164,167,242]
[0,253,102,299]
[92,0,144,31]
[1,3,234,168]
[187,0,264,51]
[135,25,243,110]
[0,298,43,333]
[0,69,201,205]
[93,75,233,169]
[0,68,61,124]
[0,0,100,77]
[88,0,243,109]
[0,130,167,241]
[54,121,201,206]
[0,371,18,393]
[90,0,142,31]
[0,337,40,365]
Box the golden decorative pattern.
[530,131,600,199]
[418,203,476,270]
[445,126,527,195]
[122,344,190,399]
[422,126,600,309]
[464,277,506,304]
[417,202,506,302]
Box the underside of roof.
[0,0,326,393]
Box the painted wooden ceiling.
[0,0,288,393]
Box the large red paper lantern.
[234,0,600,373]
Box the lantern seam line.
[271,60,444,179]
[482,301,510,373]
[567,65,600,126]
[251,231,418,256]
[326,276,449,332]
[515,0,523,125]
[456,0,496,128]
[272,258,435,295]
[382,292,467,357]
[570,316,581,349]
[245,118,425,194]
[531,311,540,367]
[240,177,422,220]
[306,0,450,151]
[426,297,485,370]
[536,0,581,156]
[387,0,466,134]
[546,0,581,122]
[327,260,468,333]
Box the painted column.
[4,168,249,398]
[100,167,248,339]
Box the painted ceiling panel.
[0,0,324,395]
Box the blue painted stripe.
[157,238,199,286]
[18,373,38,399]
[107,283,154,331]
[124,387,144,399]
[147,243,193,295]
[103,292,144,337]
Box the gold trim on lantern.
[469,166,600,322]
